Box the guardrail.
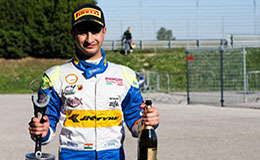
[102,39,225,50]
[227,35,260,48]
[103,35,260,50]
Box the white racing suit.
[38,49,144,159]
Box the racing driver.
[28,3,159,160]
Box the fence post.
[220,39,225,48]
[243,47,247,103]
[220,48,224,107]
[112,40,115,51]
[140,40,143,50]
[169,40,172,49]
[186,49,190,104]
[167,73,170,93]
[157,73,160,91]
[231,34,234,47]
[196,39,200,48]
[146,71,150,92]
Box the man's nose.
[85,32,94,43]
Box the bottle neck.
[143,104,154,129]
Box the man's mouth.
[83,42,95,48]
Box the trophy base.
[25,153,55,160]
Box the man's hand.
[142,103,159,127]
[28,115,50,138]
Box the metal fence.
[247,71,260,102]
[137,71,186,104]
[186,47,248,106]
[137,47,260,106]
[138,71,185,93]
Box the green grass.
[106,48,186,72]
[246,48,260,71]
[0,49,186,93]
[0,48,259,94]
[0,58,68,93]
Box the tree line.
[0,0,96,59]
[0,0,176,59]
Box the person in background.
[122,27,133,55]
[28,3,159,160]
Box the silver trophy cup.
[25,95,55,160]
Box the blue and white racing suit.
[37,49,144,160]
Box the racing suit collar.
[72,48,108,79]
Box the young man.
[122,27,133,55]
[28,4,159,160]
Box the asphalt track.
[1,94,260,160]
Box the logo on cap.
[74,8,101,21]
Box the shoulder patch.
[41,74,52,90]
[41,66,60,90]
[48,66,60,83]
[122,67,139,88]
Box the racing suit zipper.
[94,75,98,160]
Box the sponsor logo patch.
[109,97,120,108]
[105,77,123,86]
[67,142,78,148]
[74,8,101,21]
[88,68,101,75]
[67,97,83,108]
[64,110,122,128]
[104,141,116,147]
[64,85,76,95]
[77,85,83,90]
[65,74,78,85]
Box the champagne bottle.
[138,100,157,160]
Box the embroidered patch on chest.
[105,77,123,86]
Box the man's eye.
[77,28,101,34]
[89,28,102,34]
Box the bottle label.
[147,148,157,160]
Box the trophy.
[25,94,55,160]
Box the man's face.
[73,22,106,59]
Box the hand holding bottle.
[138,100,158,160]
[142,101,159,127]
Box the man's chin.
[77,48,101,59]
[84,48,98,55]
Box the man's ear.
[103,27,107,35]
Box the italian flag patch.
[84,143,93,149]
